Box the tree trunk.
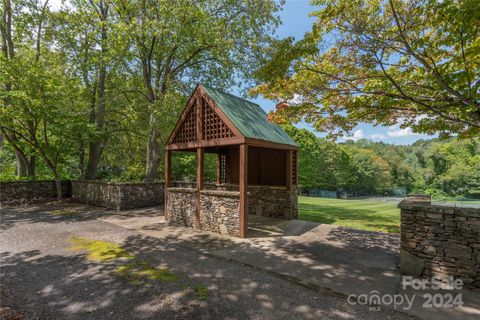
[84,7,107,180]
[27,121,36,178]
[85,141,102,179]
[142,67,162,182]
[144,124,162,182]
[28,156,36,178]
[15,150,29,176]
[78,137,85,178]
[85,66,106,180]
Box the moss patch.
[50,209,79,216]
[68,237,134,262]
[193,285,208,300]
[114,261,178,284]
[69,236,206,299]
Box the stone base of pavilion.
[166,182,298,238]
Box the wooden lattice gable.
[172,100,197,144]
[167,85,243,149]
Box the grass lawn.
[298,196,400,233]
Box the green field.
[298,196,401,233]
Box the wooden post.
[286,149,292,191]
[216,152,222,185]
[194,92,203,229]
[196,147,204,228]
[164,150,171,221]
[294,150,298,185]
[239,144,248,238]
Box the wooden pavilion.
[165,84,298,238]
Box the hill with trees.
[284,125,480,199]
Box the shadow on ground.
[0,203,413,320]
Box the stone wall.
[167,188,241,237]
[248,185,298,220]
[166,188,197,228]
[169,181,298,220]
[0,180,71,205]
[200,190,240,237]
[399,197,480,288]
[71,180,163,210]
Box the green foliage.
[170,152,216,182]
[192,285,208,300]
[253,0,480,138]
[284,124,479,197]
[1,0,281,183]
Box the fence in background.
[300,188,337,198]
[431,198,480,208]
[392,187,407,198]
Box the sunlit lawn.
[298,196,401,233]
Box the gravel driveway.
[0,202,414,320]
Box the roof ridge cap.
[201,84,260,108]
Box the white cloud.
[49,0,69,11]
[387,127,417,137]
[368,133,385,140]
[287,94,304,105]
[351,129,364,141]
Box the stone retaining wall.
[248,185,298,219]
[399,197,480,288]
[166,188,197,228]
[167,188,241,237]
[71,180,163,210]
[0,180,71,205]
[200,190,240,237]
[169,181,297,220]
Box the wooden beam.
[164,150,171,220]
[196,147,204,228]
[239,144,248,238]
[244,137,299,150]
[286,149,292,191]
[166,137,244,151]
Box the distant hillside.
[283,125,480,199]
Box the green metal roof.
[201,85,298,147]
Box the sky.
[49,0,436,145]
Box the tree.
[0,43,86,199]
[424,138,480,197]
[348,147,393,195]
[116,0,282,181]
[1,0,86,198]
[1,0,44,177]
[282,125,355,190]
[56,0,117,179]
[253,0,480,138]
